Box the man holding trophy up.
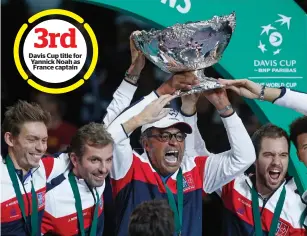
[104,12,257,236]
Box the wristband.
[217,104,233,115]
[125,70,139,84]
[259,84,266,101]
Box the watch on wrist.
[125,70,139,84]
[217,104,233,115]
[259,84,266,101]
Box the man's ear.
[253,160,258,171]
[70,152,79,168]
[4,132,15,147]
[142,138,151,152]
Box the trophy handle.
[175,69,224,97]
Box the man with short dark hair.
[219,78,307,230]
[41,122,114,236]
[1,100,70,236]
[290,116,307,167]
[41,96,173,236]
[128,199,174,236]
[214,124,307,235]
[290,116,307,228]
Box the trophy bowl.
[132,12,236,96]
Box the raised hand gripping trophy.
[132,12,236,96]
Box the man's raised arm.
[199,89,256,193]
[219,78,307,115]
[103,33,145,127]
[107,94,175,180]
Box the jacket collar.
[244,174,292,200]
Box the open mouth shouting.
[164,150,179,165]
[268,168,282,185]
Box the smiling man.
[1,101,70,236]
[41,122,114,236]
[216,124,307,235]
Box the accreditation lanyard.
[163,168,183,236]
[251,184,286,236]
[68,170,100,236]
[5,155,38,236]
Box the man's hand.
[218,78,261,99]
[204,88,234,116]
[123,94,176,135]
[134,94,177,126]
[126,32,145,83]
[181,93,200,115]
[218,78,281,102]
[156,72,199,96]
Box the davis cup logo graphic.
[14,9,98,94]
[257,14,291,55]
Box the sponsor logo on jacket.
[183,173,195,191]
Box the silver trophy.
[132,12,236,96]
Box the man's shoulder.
[285,178,306,203]
[46,172,68,193]
[184,155,209,162]
[180,155,209,176]
[285,177,297,191]
[222,174,249,193]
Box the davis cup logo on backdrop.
[13,9,98,94]
[257,14,291,55]
[251,13,300,89]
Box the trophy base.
[175,69,224,97]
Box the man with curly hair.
[290,116,307,167]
